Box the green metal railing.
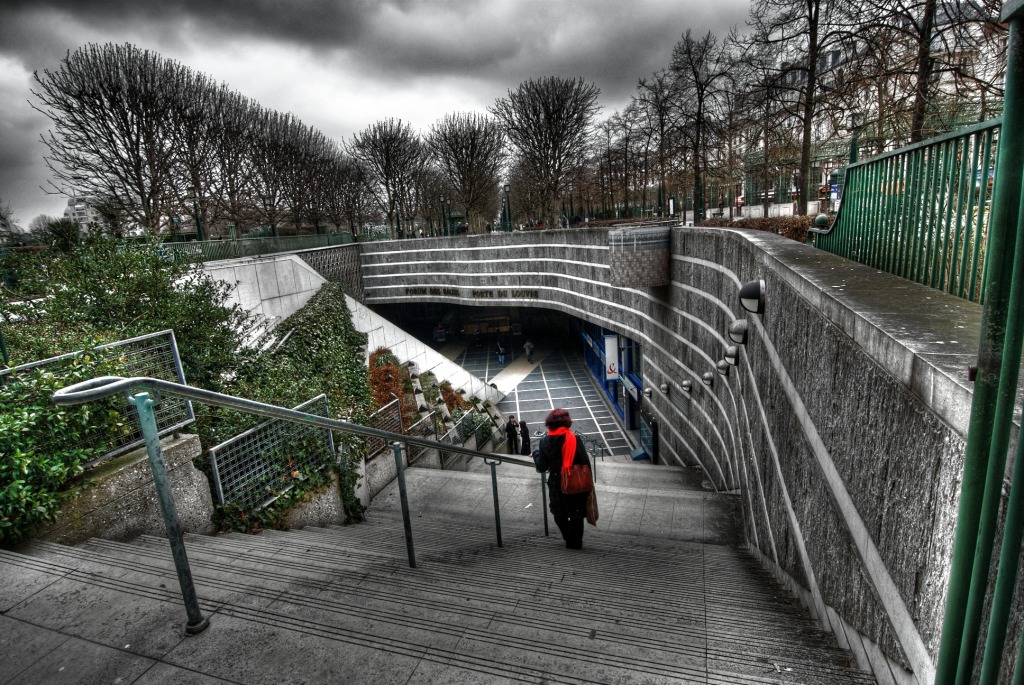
[811,118,1002,304]
[159,232,353,263]
[934,3,1024,683]
[51,375,545,633]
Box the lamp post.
[849,112,864,163]
[568,184,574,227]
[503,184,511,231]
[446,199,452,235]
[439,196,446,235]
[188,196,205,241]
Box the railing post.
[127,390,208,635]
[486,458,503,547]
[541,471,549,537]
[936,5,1024,683]
[391,442,416,568]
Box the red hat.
[544,408,572,429]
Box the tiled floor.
[451,339,635,461]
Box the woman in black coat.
[534,408,592,549]
[518,419,531,456]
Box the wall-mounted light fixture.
[643,387,653,398]
[681,380,692,393]
[716,360,730,376]
[728,320,749,345]
[702,372,714,387]
[659,383,669,394]
[724,346,739,366]
[739,279,765,314]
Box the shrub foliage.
[1,238,372,542]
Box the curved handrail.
[52,375,534,469]
[52,374,548,632]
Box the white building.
[63,196,103,230]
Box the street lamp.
[503,184,511,231]
[439,196,446,235]
[188,196,205,241]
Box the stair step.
[13,529,870,685]
[3,466,875,684]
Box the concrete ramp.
[345,295,503,404]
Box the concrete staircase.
[0,464,876,684]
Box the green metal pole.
[979,413,1024,683]
[128,391,209,634]
[935,10,1024,684]
[392,442,416,568]
[541,471,549,536]
[487,459,503,547]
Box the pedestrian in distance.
[519,419,531,456]
[505,415,519,455]
[497,341,506,364]
[523,340,535,363]
[533,408,592,549]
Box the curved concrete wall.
[357,227,995,685]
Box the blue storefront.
[579,321,656,459]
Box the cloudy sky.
[0,0,748,225]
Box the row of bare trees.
[31,44,516,239]
[587,0,1006,221]
[33,0,1007,239]
[32,44,374,238]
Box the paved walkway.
[441,339,637,460]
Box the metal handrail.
[51,376,533,468]
[51,374,542,633]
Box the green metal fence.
[811,118,1002,304]
[159,232,354,263]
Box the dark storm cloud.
[0,0,750,220]
[0,0,374,57]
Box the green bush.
[1,242,372,538]
[200,282,372,526]
[3,236,263,386]
[0,353,127,543]
[696,215,811,243]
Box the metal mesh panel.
[365,398,402,460]
[405,412,437,463]
[207,395,335,513]
[0,330,194,465]
[298,244,364,301]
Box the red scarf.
[547,426,577,477]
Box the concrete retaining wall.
[355,227,1001,685]
[203,253,326,331]
[35,435,216,545]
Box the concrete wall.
[203,253,326,331]
[356,227,999,685]
[34,435,216,545]
[346,294,503,405]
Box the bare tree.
[846,0,1005,143]
[212,92,260,236]
[671,31,733,221]
[32,43,189,233]
[427,113,506,233]
[635,71,682,217]
[350,119,425,239]
[746,0,851,214]
[28,214,58,237]
[491,76,601,228]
